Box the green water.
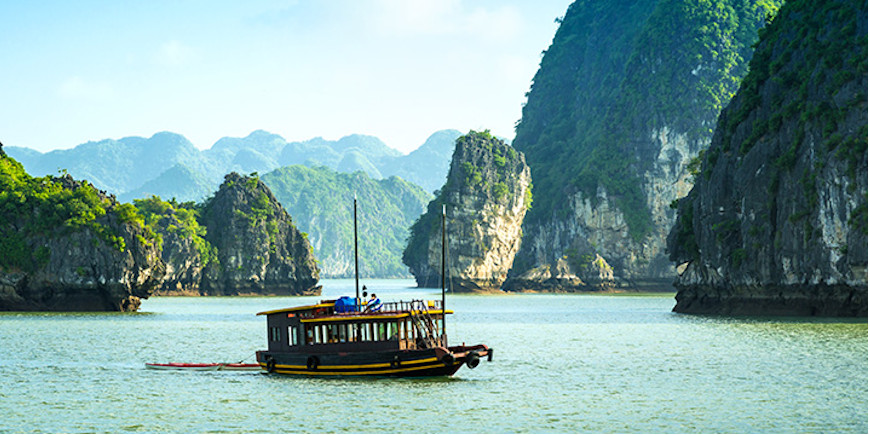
[0,279,866,433]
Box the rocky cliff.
[504,0,780,291]
[667,0,867,316]
[0,147,164,311]
[133,196,214,295]
[200,172,320,295]
[403,131,531,292]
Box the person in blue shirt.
[366,293,383,312]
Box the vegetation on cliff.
[199,172,320,295]
[0,146,164,311]
[262,165,430,278]
[667,0,867,316]
[403,130,531,291]
[1,149,157,272]
[513,0,780,241]
[133,196,214,266]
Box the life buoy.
[441,353,455,366]
[266,356,276,373]
[307,356,319,370]
[466,351,480,369]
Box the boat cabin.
[257,298,452,355]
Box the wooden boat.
[145,362,261,371]
[255,201,492,377]
[255,299,491,376]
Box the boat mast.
[354,195,360,306]
[441,204,446,343]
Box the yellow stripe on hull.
[263,361,462,376]
[259,357,440,371]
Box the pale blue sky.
[1,0,570,153]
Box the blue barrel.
[334,296,357,313]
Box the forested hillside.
[0,145,163,311]
[262,165,431,278]
[506,0,780,291]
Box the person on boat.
[359,289,368,312]
[366,293,383,312]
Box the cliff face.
[133,197,213,295]
[667,0,868,316]
[0,150,164,311]
[200,172,320,295]
[404,131,531,292]
[153,212,204,295]
[505,0,779,291]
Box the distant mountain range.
[6,129,463,203]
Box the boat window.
[348,324,359,342]
[306,327,314,345]
[404,319,413,340]
[376,322,387,341]
[269,327,281,342]
[288,325,298,346]
[338,324,348,343]
[361,323,372,341]
[326,324,338,343]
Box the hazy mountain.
[6,129,459,203]
[119,164,214,204]
[262,165,431,278]
[5,132,205,196]
[381,129,463,194]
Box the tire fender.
[307,356,319,370]
[441,353,455,366]
[466,351,480,369]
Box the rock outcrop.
[0,151,165,311]
[132,196,212,296]
[667,0,867,316]
[403,131,531,292]
[153,212,205,295]
[200,172,320,295]
[504,0,780,291]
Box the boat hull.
[256,345,491,377]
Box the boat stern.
[441,344,493,370]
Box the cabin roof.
[256,302,334,316]
[298,309,453,323]
[257,299,453,322]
